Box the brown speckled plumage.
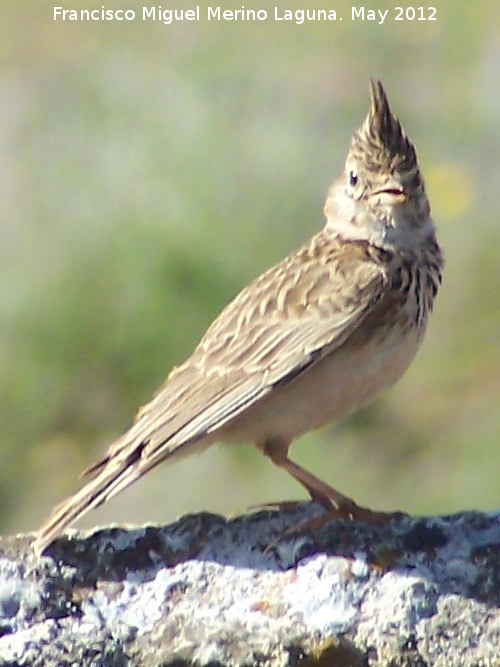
[36,81,442,554]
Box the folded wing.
[36,234,389,553]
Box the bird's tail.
[34,442,143,555]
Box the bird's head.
[324,80,435,252]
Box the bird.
[35,80,443,555]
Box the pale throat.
[323,182,434,253]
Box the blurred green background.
[1,1,499,536]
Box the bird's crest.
[350,80,419,177]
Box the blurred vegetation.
[1,0,499,535]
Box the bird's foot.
[263,500,407,554]
[247,500,307,512]
[313,496,407,525]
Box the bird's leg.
[259,437,399,524]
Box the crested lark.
[36,80,443,554]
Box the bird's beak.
[375,189,407,204]
[371,178,407,204]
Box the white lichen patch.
[282,554,359,634]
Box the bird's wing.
[100,234,389,462]
[36,234,389,552]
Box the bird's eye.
[349,171,358,187]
